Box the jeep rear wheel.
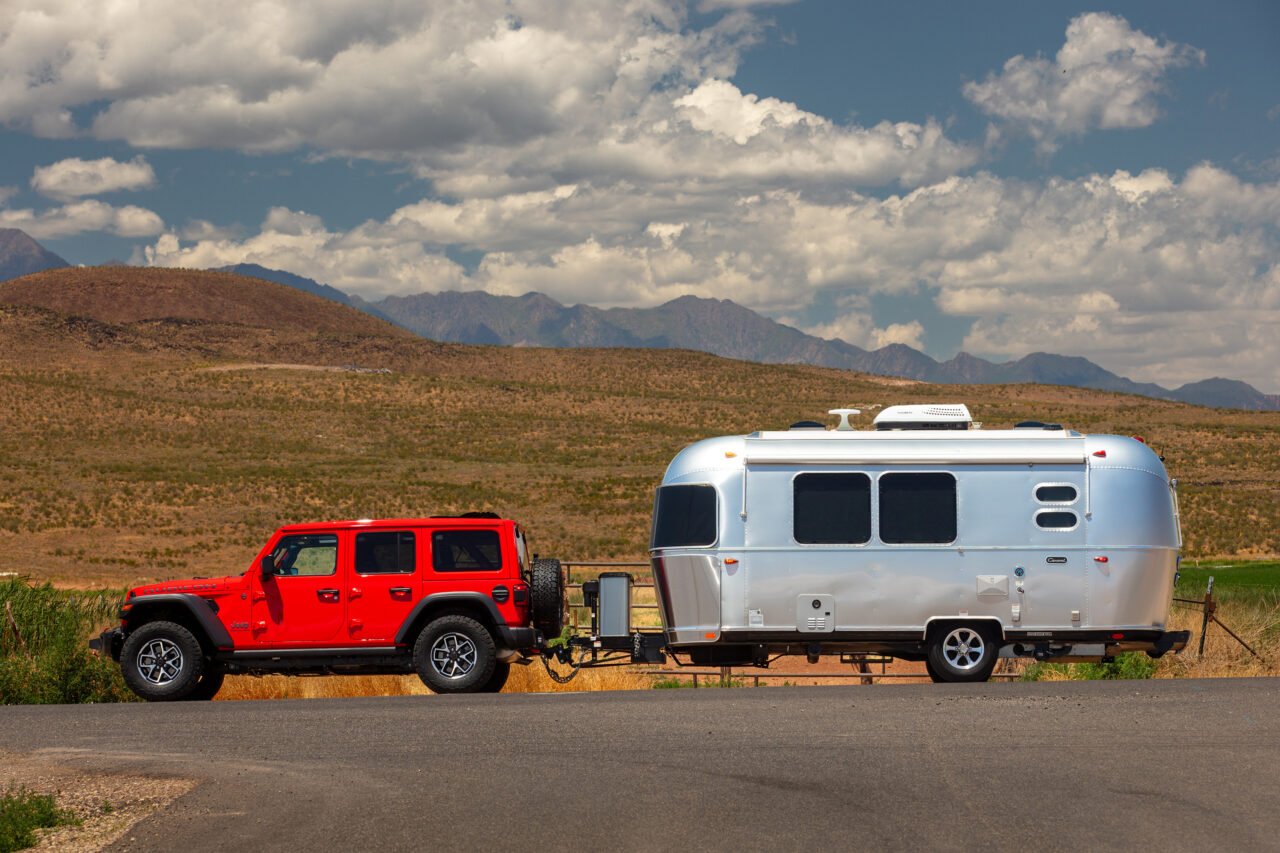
[530,558,564,639]
[478,661,511,693]
[414,615,497,694]
[121,621,205,701]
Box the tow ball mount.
[542,572,666,683]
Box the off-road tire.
[120,621,205,701]
[413,615,497,694]
[926,623,999,683]
[530,557,564,638]
[478,661,511,693]
[187,669,226,701]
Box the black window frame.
[354,530,416,575]
[878,472,958,545]
[793,472,872,545]
[431,529,504,573]
[651,484,718,549]
[1035,509,1079,531]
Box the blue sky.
[0,1,1277,390]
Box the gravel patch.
[0,750,195,852]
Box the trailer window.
[652,485,717,548]
[1035,484,1078,504]
[355,531,415,574]
[794,473,871,544]
[879,473,956,544]
[432,530,503,572]
[1036,510,1078,530]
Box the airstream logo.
[1046,556,1068,564]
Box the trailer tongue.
[541,571,666,683]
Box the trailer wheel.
[924,658,945,684]
[926,624,998,683]
[530,558,564,638]
[478,661,511,693]
[413,615,497,694]
[120,621,205,701]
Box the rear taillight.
[513,583,529,604]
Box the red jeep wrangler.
[91,515,564,700]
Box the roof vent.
[1015,421,1064,431]
[788,420,826,431]
[873,404,972,431]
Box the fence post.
[1198,576,1215,657]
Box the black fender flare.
[124,594,235,650]
[394,592,505,647]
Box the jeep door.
[251,532,346,647]
[347,529,419,643]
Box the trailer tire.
[926,623,998,683]
[924,658,945,684]
[414,615,497,694]
[120,621,205,701]
[478,661,511,693]
[530,558,564,638]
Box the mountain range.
[0,229,1274,410]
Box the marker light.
[1092,450,1107,458]
[1094,556,1109,563]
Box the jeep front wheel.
[120,621,205,701]
[413,615,497,694]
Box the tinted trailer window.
[794,473,871,544]
[652,485,717,548]
[879,473,957,544]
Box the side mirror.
[260,554,276,578]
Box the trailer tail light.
[1092,450,1107,458]
[1094,556,1109,563]
[1111,632,1125,640]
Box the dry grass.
[215,663,653,700]
[1155,600,1280,679]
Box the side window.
[1035,484,1078,504]
[1036,510,1079,530]
[879,473,957,544]
[355,531,415,574]
[433,530,503,572]
[651,485,717,548]
[794,473,871,544]
[267,534,338,577]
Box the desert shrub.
[0,579,135,704]
[1021,652,1158,682]
[0,787,78,853]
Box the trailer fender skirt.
[1149,630,1191,658]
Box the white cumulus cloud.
[964,12,1204,154]
[0,200,164,239]
[30,156,157,201]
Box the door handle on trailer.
[317,588,340,601]
[389,587,412,595]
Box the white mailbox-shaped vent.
[797,594,835,633]
[976,575,1009,600]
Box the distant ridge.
[372,289,1278,411]
[0,229,68,281]
[0,266,408,338]
[216,263,402,327]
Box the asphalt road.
[1,678,1277,851]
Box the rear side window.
[879,473,957,544]
[432,530,503,572]
[794,473,871,544]
[1035,485,1078,503]
[652,485,717,548]
[355,531,415,574]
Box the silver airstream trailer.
[649,405,1189,682]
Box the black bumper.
[1150,629,1191,658]
[497,626,539,651]
[89,627,124,662]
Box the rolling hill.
[0,265,1275,587]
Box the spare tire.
[530,557,565,639]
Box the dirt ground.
[0,750,195,851]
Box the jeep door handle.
[389,587,412,596]
[317,588,340,601]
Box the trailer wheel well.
[924,618,1004,644]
